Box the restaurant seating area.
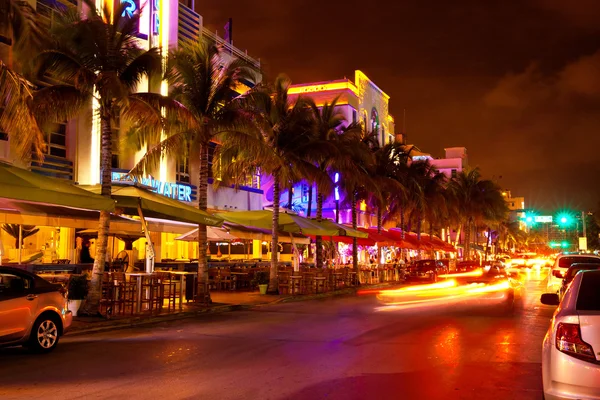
[24,261,408,317]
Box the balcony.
[201,28,260,69]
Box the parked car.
[406,260,448,282]
[558,263,600,301]
[546,254,600,294]
[540,270,600,400]
[0,267,72,352]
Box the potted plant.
[252,271,270,295]
[67,274,89,316]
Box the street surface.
[0,269,554,400]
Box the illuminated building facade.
[260,71,396,226]
[0,0,263,262]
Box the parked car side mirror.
[540,293,560,306]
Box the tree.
[128,40,256,303]
[34,2,163,313]
[448,168,507,260]
[0,0,46,161]
[336,126,377,277]
[215,75,330,292]
[307,97,346,268]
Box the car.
[0,267,72,352]
[406,259,449,282]
[546,254,600,294]
[455,260,481,273]
[540,270,600,400]
[559,263,600,301]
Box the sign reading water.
[112,171,193,202]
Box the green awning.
[317,220,369,238]
[0,161,115,211]
[215,210,368,238]
[81,184,223,227]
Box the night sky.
[199,0,600,213]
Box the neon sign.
[121,0,137,18]
[112,172,193,202]
[152,0,159,35]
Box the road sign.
[534,216,552,223]
[579,237,588,251]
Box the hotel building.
[0,0,264,263]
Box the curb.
[66,304,252,336]
[65,282,402,336]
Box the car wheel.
[29,315,60,353]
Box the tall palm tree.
[449,168,507,260]
[363,136,405,264]
[128,40,256,303]
[385,145,418,238]
[215,75,331,292]
[0,0,46,160]
[34,2,163,312]
[336,126,376,277]
[307,97,347,268]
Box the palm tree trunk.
[269,173,280,293]
[306,184,313,218]
[315,192,324,268]
[351,192,359,283]
[377,206,382,267]
[399,204,405,239]
[197,142,210,303]
[85,113,112,314]
[464,219,472,260]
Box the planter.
[67,299,83,317]
[258,284,268,295]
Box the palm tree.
[362,135,405,264]
[215,75,330,292]
[306,97,347,268]
[0,0,46,161]
[34,2,163,312]
[385,145,418,238]
[336,126,376,277]
[128,40,256,303]
[448,168,507,260]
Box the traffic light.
[521,211,537,226]
[556,211,576,228]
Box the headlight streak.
[374,279,511,312]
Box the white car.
[541,270,600,400]
[546,254,600,294]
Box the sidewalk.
[67,282,399,336]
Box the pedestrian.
[80,240,94,264]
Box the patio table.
[169,271,198,308]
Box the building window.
[176,159,191,184]
[0,131,7,141]
[45,122,67,158]
[451,169,457,178]
[352,110,357,124]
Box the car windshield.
[558,257,600,269]
[576,271,600,311]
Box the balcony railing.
[201,27,260,69]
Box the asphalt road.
[0,269,555,400]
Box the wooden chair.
[302,272,316,295]
[277,271,291,295]
[219,270,234,291]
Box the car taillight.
[556,323,595,361]
[552,270,564,278]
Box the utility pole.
[582,211,587,238]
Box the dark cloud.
[197,0,600,211]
